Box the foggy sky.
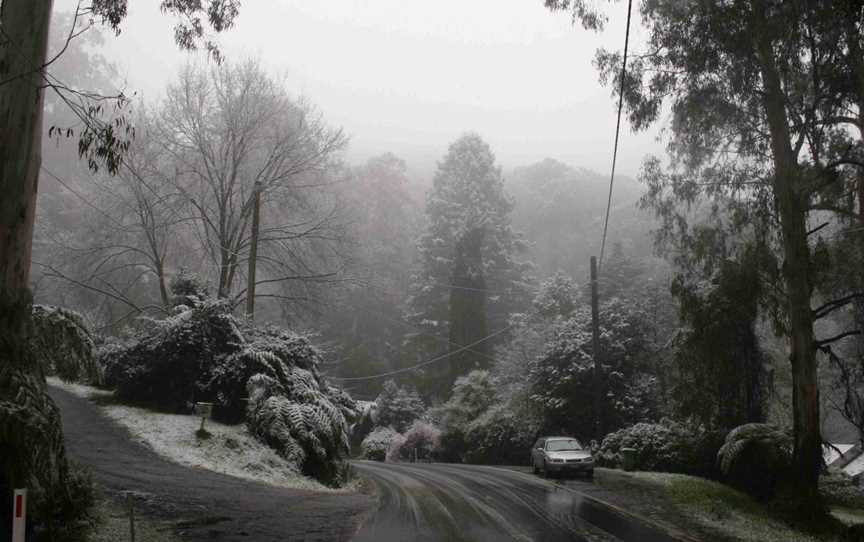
[55,0,664,179]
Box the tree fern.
[716,423,792,499]
[246,369,352,484]
[717,423,791,475]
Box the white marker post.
[12,488,26,542]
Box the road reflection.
[353,461,684,542]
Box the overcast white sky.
[57,0,665,179]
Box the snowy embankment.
[47,377,339,492]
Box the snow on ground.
[845,452,864,478]
[824,444,856,467]
[47,377,337,492]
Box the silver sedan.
[530,436,594,479]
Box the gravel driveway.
[49,386,374,542]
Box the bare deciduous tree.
[159,60,349,309]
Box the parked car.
[530,436,594,479]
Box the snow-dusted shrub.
[463,403,539,465]
[105,300,243,410]
[375,379,425,432]
[245,372,351,485]
[434,370,496,461]
[361,426,399,461]
[97,299,356,485]
[168,268,209,308]
[530,299,660,441]
[30,305,100,384]
[717,423,791,500]
[386,431,407,462]
[350,401,378,454]
[401,420,442,461]
[0,364,94,540]
[597,420,725,477]
[93,336,132,387]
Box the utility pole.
[245,183,262,320]
[590,256,603,441]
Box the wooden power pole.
[590,256,603,441]
[245,184,262,320]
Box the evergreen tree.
[407,133,531,394]
[671,247,770,429]
[375,380,425,432]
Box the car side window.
[534,438,545,449]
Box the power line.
[355,305,499,364]
[329,325,512,382]
[598,0,634,272]
[41,166,126,229]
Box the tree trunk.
[447,228,488,393]
[753,6,822,510]
[0,0,77,534]
[157,257,171,311]
[0,0,52,319]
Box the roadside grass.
[822,470,864,529]
[596,469,849,542]
[87,496,180,542]
[48,377,340,492]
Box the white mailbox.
[195,402,213,419]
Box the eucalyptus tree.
[545,0,864,508]
[0,0,239,532]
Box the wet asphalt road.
[353,461,684,542]
[50,384,689,542]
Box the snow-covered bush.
[361,426,399,461]
[401,420,442,461]
[97,299,355,486]
[168,268,209,308]
[597,419,725,477]
[350,401,378,454]
[716,423,791,500]
[104,300,243,410]
[386,431,407,462]
[530,298,660,440]
[375,379,425,432]
[30,305,100,384]
[434,370,496,461]
[0,364,95,540]
[463,403,539,465]
[93,335,132,387]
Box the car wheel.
[541,459,549,478]
[586,470,594,480]
[532,459,539,475]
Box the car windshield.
[546,439,582,452]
